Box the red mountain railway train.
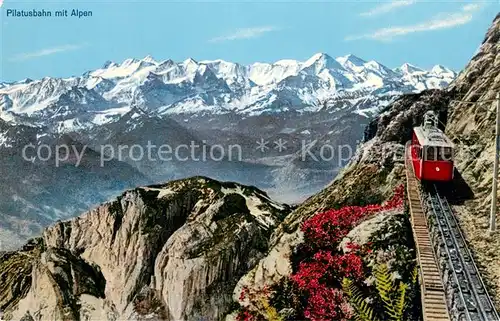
[410,111,454,182]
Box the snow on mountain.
[394,62,456,92]
[200,59,253,87]
[0,53,457,245]
[302,53,343,73]
[0,53,457,131]
[90,57,157,80]
[431,65,456,78]
[396,63,424,74]
[247,60,301,86]
[336,54,366,67]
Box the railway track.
[423,185,499,321]
[405,143,499,321]
[406,145,450,321]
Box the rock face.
[0,177,290,321]
[1,14,497,321]
[446,12,500,197]
[230,12,500,316]
[441,13,500,307]
[230,89,449,309]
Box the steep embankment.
[0,177,290,321]
[230,12,500,318]
[443,12,500,305]
[232,89,451,298]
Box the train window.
[425,146,453,161]
[425,146,437,161]
[441,147,453,161]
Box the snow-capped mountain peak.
[393,62,456,92]
[18,78,35,85]
[182,58,200,76]
[304,52,329,64]
[431,64,454,76]
[183,58,199,66]
[302,52,343,72]
[336,54,366,67]
[0,53,457,129]
[397,63,424,74]
[102,61,116,69]
[121,58,140,67]
[156,59,176,72]
[142,55,157,64]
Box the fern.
[394,283,407,319]
[344,263,414,321]
[259,297,284,321]
[343,278,379,321]
[411,265,418,285]
[374,264,393,311]
[374,263,407,320]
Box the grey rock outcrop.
[442,13,500,307]
[0,176,289,321]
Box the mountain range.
[0,11,499,321]
[0,53,455,129]
[0,53,456,248]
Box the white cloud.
[347,3,483,41]
[10,43,87,62]
[209,26,280,43]
[462,3,481,12]
[360,0,416,17]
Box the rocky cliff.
[229,12,500,316]
[443,12,500,305]
[228,86,449,321]
[1,12,498,321]
[0,177,290,321]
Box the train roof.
[414,126,454,148]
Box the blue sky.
[0,0,498,82]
